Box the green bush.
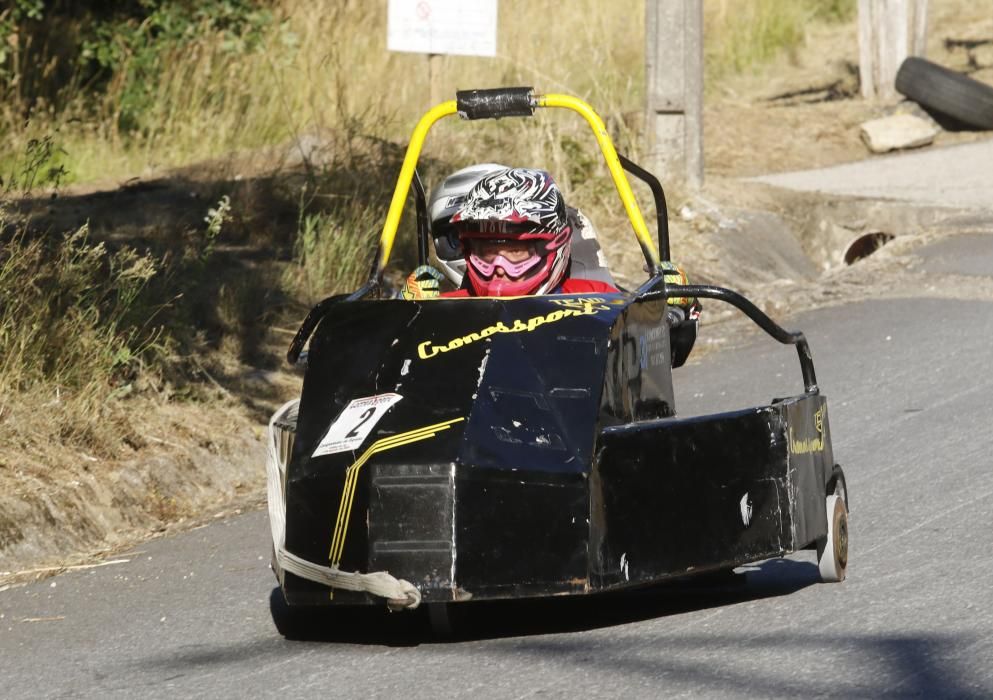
[78,1,276,133]
[0,1,276,128]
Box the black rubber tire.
[827,464,849,512]
[895,57,993,131]
[269,588,333,640]
[817,495,849,583]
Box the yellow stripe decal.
[328,417,465,567]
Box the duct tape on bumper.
[266,399,421,611]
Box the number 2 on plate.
[344,407,377,439]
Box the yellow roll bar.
[536,94,660,266]
[374,92,661,277]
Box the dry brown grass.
[2,1,858,181]
[0,221,159,447]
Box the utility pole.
[859,0,929,99]
[645,0,704,189]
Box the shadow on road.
[267,558,820,646]
[507,631,987,699]
[131,556,988,698]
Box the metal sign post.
[428,53,443,107]
[645,0,703,189]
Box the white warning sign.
[312,393,403,457]
[387,0,498,58]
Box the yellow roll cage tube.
[374,92,662,279]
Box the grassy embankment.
[0,0,854,480]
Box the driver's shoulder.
[559,278,619,294]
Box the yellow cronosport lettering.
[789,429,825,455]
[328,417,464,568]
[790,407,826,455]
[417,303,603,360]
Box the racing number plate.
[312,393,403,457]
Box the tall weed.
[705,0,856,81]
[1,132,68,194]
[0,218,162,452]
[285,208,376,303]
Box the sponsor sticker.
[312,393,403,457]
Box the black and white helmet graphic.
[452,168,573,296]
[452,167,569,234]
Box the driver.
[443,167,617,297]
[401,167,697,315]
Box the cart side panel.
[593,397,832,588]
[600,298,676,426]
[593,407,790,587]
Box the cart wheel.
[828,464,849,511]
[817,494,849,582]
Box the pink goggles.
[468,251,543,279]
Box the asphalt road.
[4,138,993,697]
[750,138,993,209]
[4,238,993,697]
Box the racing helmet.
[427,163,509,286]
[451,168,572,296]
